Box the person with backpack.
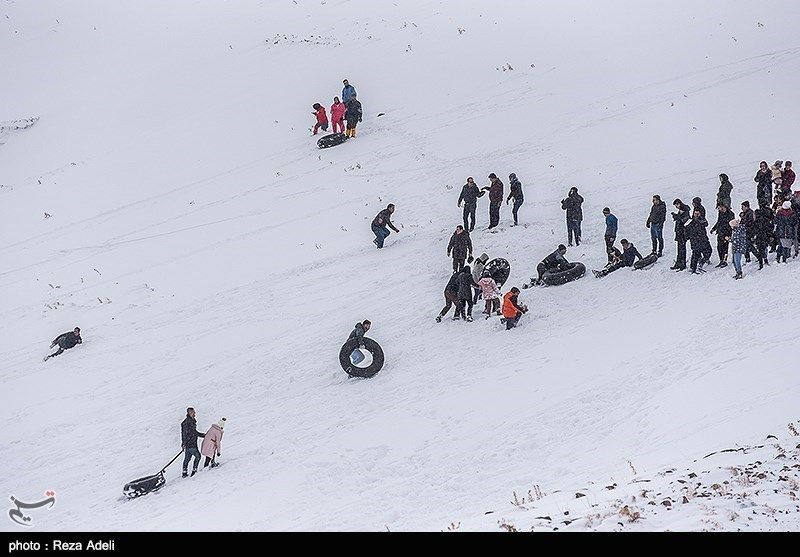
[560,187,584,246]
[311,103,328,135]
[505,173,524,226]
[180,407,206,478]
[646,194,667,257]
[44,327,82,361]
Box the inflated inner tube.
[339,337,385,378]
[541,262,586,286]
[123,472,166,499]
[484,258,510,288]
[633,253,659,269]
[317,133,347,149]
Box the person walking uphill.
[181,407,206,478]
[371,203,399,248]
[44,327,82,361]
[311,103,328,135]
[484,173,504,229]
[458,177,485,232]
[561,187,584,246]
[646,195,667,256]
[447,225,473,272]
[506,173,524,226]
[344,93,362,138]
[201,418,226,469]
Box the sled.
[339,337,384,378]
[483,258,511,288]
[317,133,347,149]
[123,450,182,499]
[634,253,659,270]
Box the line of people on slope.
[457,172,525,231]
[311,78,363,138]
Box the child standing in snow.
[312,103,329,135]
[477,272,501,318]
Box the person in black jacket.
[754,161,772,208]
[455,265,478,321]
[646,195,667,256]
[716,173,733,209]
[181,407,206,478]
[709,204,735,267]
[592,239,642,278]
[436,271,462,322]
[344,94,362,138]
[670,198,692,270]
[752,203,773,269]
[371,203,399,248]
[739,200,756,263]
[691,197,706,220]
[560,187,584,246]
[528,244,569,287]
[506,173,524,226]
[44,327,82,361]
[346,320,371,365]
[446,225,473,272]
[457,177,485,232]
[684,209,713,273]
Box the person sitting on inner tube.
[592,239,643,278]
[347,320,371,364]
[530,244,569,286]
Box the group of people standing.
[457,172,525,231]
[312,78,362,137]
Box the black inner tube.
[339,337,385,378]
[484,258,510,288]
[541,262,586,286]
[317,133,347,148]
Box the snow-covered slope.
[1,0,799,532]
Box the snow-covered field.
[1,0,799,533]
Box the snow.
[1,0,799,533]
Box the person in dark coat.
[774,201,798,263]
[44,327,82,361]
[447,225,473,272]
[530,244,569,286]
[602,207,618,263]
[716,174,733,210]
[670,198,692,270]
[684,208,713,273]
[691,196,706,220]
[709,204,735,267]
[181,407,206,478]
[646,194,667,256]
[436,272,462,322]
[483,173,504,229]
[752,204,773,269]
[455,265,478,321]
[739,200,756,263]
[592,239,642,278]
[346,320,371,365]
[457,177,485,232]
[560,187,584,246]
[344,93,362,138]
[783,161,796,192]
[371,203,399,248]
[755,161,773,208]
[505,173,524,226]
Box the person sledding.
[501,287,527,330]
[347,320,371,364]
[311,103,329,135]
[526,244,568,287]
[344,93,362,138]
[44,327,82,361]
[592,239,642,278]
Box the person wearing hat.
[180,407,206,477]
[727,218,747,279]
[561,187,584,247]
[44,327,82,361]
[201,417,226,469]
[311,103,328,135]
[505,173,524,226]
[483,173,504,229]
[602,207,618,263]
[446,225,473,272]
[592,239,643,278]
[774,200,798,263]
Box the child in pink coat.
[200,417,226,469]
[330,97,346,134]
[477,274,501,317]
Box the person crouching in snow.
[201,417,226,469]
[330,97,346,134]
[312,103,329,135]
[501,287,527,330]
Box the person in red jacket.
[330,97,346,134]
[501,287,527,330]
[312,103,329,135]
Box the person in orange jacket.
[312,103,329,135]
[501,287,527,330]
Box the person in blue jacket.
[592,239,642,278]
[602,207,619,263]
[342,79,357,103]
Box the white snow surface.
[1,0,799,533]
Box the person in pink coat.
[330,96,346,134]
[200,417,226,469]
